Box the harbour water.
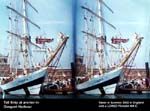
[1,94,150,99]
[0,94,150,111]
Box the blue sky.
[0,0,74,69]
[0,0,150,69]
[76,0,150,68]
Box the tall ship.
[76,0,143,94]
[0,0,69,95]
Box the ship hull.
[0,67,48,95]
[76,67,123,95]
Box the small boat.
[116,79,150,94]
[40,81,72,95]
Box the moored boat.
[76,0,143,95]
[0,0,69,96]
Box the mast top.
[81,5,116,30]
[6,4,40,29]
[99,0,114,13]
[25,0,38,13]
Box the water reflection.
[1,94,150,99]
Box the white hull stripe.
[4,76,45,94]
[78,75,120,92]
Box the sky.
[0,0,150,69]
[76,0,150,68]
[0,0,74,69]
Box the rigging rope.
[49,40,67,76]
[123,44,140,77]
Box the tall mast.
[84,8,89,74]
[98,0,103,34]
[23,0,27,35]
[22,0,28,74]
[8,3,13,73]
[98,0,104,74]
[81,1,115,74]
[6,0,41,74]
[90,15,94,76]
